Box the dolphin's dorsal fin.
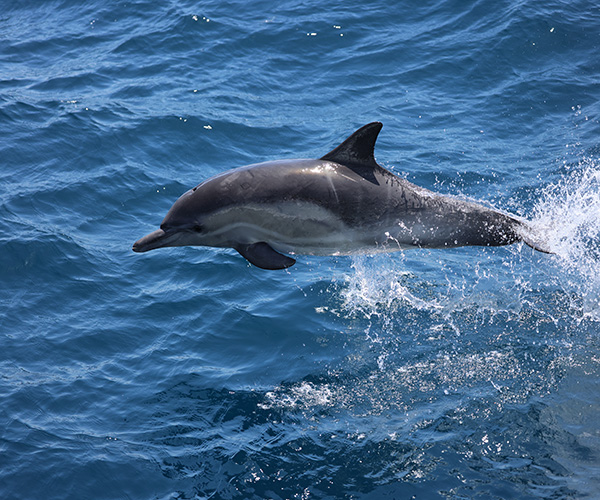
[320,122,383,169]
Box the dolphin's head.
[132,186,211,253]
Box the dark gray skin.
[133,122,550,269]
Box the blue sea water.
[2,0,600,498]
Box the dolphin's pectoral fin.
[235,242,296,270]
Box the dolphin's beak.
[133,229,172,253]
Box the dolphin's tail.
[515,220,554,254]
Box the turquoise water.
[2,0,600,498]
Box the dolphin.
[133,122,550,269]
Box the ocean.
[1,0,600,498]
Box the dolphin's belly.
[203,202,387,255]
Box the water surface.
[2,0,600,498]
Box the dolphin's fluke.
[236,242,296,270]
[517,222,554,254]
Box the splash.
[337,250,531,332]
[338,253,443,319]
[530,157,600,320]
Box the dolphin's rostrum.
[133,122,551,269]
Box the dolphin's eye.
[192,224,203,233]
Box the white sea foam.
[259,381,335,410]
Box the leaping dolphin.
[133,122,550,269]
